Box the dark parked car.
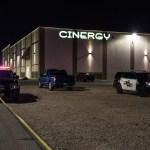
[76,72,95,82]
[0,67,20,101]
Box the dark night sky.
[0,0,150,51]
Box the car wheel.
[39,80,43,88]
[48,82,54,91]
[91,78,94,82]
[137,86,146,97]
[4,92,10,98]
[116,83,123,94]
[67,86,73,91]
[12,91,20,102]
[12,95,19,102]
[83,78,87,82]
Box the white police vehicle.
[114,71,150,97]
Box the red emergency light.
[0,66,11,70]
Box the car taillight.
[52,76,56,82]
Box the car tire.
[4,92,10,98]
[137,86,146,97]
[67,86,73,91]
[39,80,43,88]
[48,82,54,91]
[91,79,94,82]
[116,83,123,94]
[83,78,87,82]
[12,95,19,102]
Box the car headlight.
[11,83,20,89]
[146,81,150,86]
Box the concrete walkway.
[0,100,44,150]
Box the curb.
[0,98,53,150]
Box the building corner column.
[72,33,77,76]
[130,41,134,70]
[102,39,107,80]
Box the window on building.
[10,59,13,67]
[17,56,20,67]
[5,61,7,66]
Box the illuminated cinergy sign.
[59,31,110,40]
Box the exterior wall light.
[132,33,137,37]
[131,33,137,42]
[144,54,147,57]
[144,52,150,63]
[144,50,148,57]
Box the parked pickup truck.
[38,69,75,90]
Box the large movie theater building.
[1,27,150,80]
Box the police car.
[0,66,20,101]
[114,70,150,97]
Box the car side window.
[123,73,130,78]
[115,72,122,79]
[43,70,47,76]
[123,72,136,79]
[129,73,136,79]
[47,70,51,76]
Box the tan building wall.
[44,27,73,75]
[1,27,150,80]
[1,27,40,79]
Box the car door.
[40,70,49,85]
[120,73,137,91]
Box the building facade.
[1,27,150,80]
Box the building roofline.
[40,26,150,36]
[2,26,150,50]
[1,44,10,52]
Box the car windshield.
[137,73,150,81]
[50,70,67,75]
[115,72,122,78]
[0,70,13,78]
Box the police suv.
[114,71,150,97]
[0,67,20,101]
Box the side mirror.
[13,73,19,79]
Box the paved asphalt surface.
[0,99,43,150]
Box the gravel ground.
[5,80,150,150]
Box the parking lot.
[5,80,150,150]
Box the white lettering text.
[59,31,110,40]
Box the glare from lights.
[88,41,93,54]
[88,54,93,69]
[0,66,10,69]
[132,33,137,37]
[132,33,137,40]
[130,33,137,42]
[144,49,148,69]
[10,59,13,67]
[144,49,148,56]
